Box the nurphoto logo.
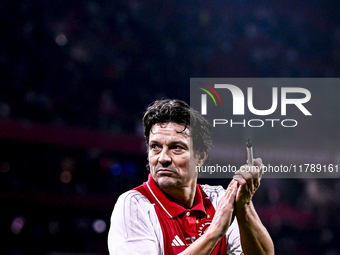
[193,79,312,128]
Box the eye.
[172,145,185,153]
[150,144,161,152]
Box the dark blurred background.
[1,0,340,254]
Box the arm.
[179,180,239,255]
[236,201,273,255]
[233,158,275,255]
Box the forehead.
[149,123,191,142]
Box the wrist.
[205,225,225,241]
[234,200,252,217]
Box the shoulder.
[200,184,226,208]
[108,190,164,254]
[200,184,225,195]
[115,189,151,209]
[109,189,156,239]
[112,189,153,222]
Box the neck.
[161,180,197,208]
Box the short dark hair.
[142,99,212,155]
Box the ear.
[197,152,208,166]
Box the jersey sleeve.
[108,190,163,255]
[201,184,243,255]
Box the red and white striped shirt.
[108,174,242,255]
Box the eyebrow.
[149,140,189,149]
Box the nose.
[158,148,171,165]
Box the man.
[108,99,274,255]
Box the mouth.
[156,168,176,175]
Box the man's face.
[148,122,200,190]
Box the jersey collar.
[143,174,206,218]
